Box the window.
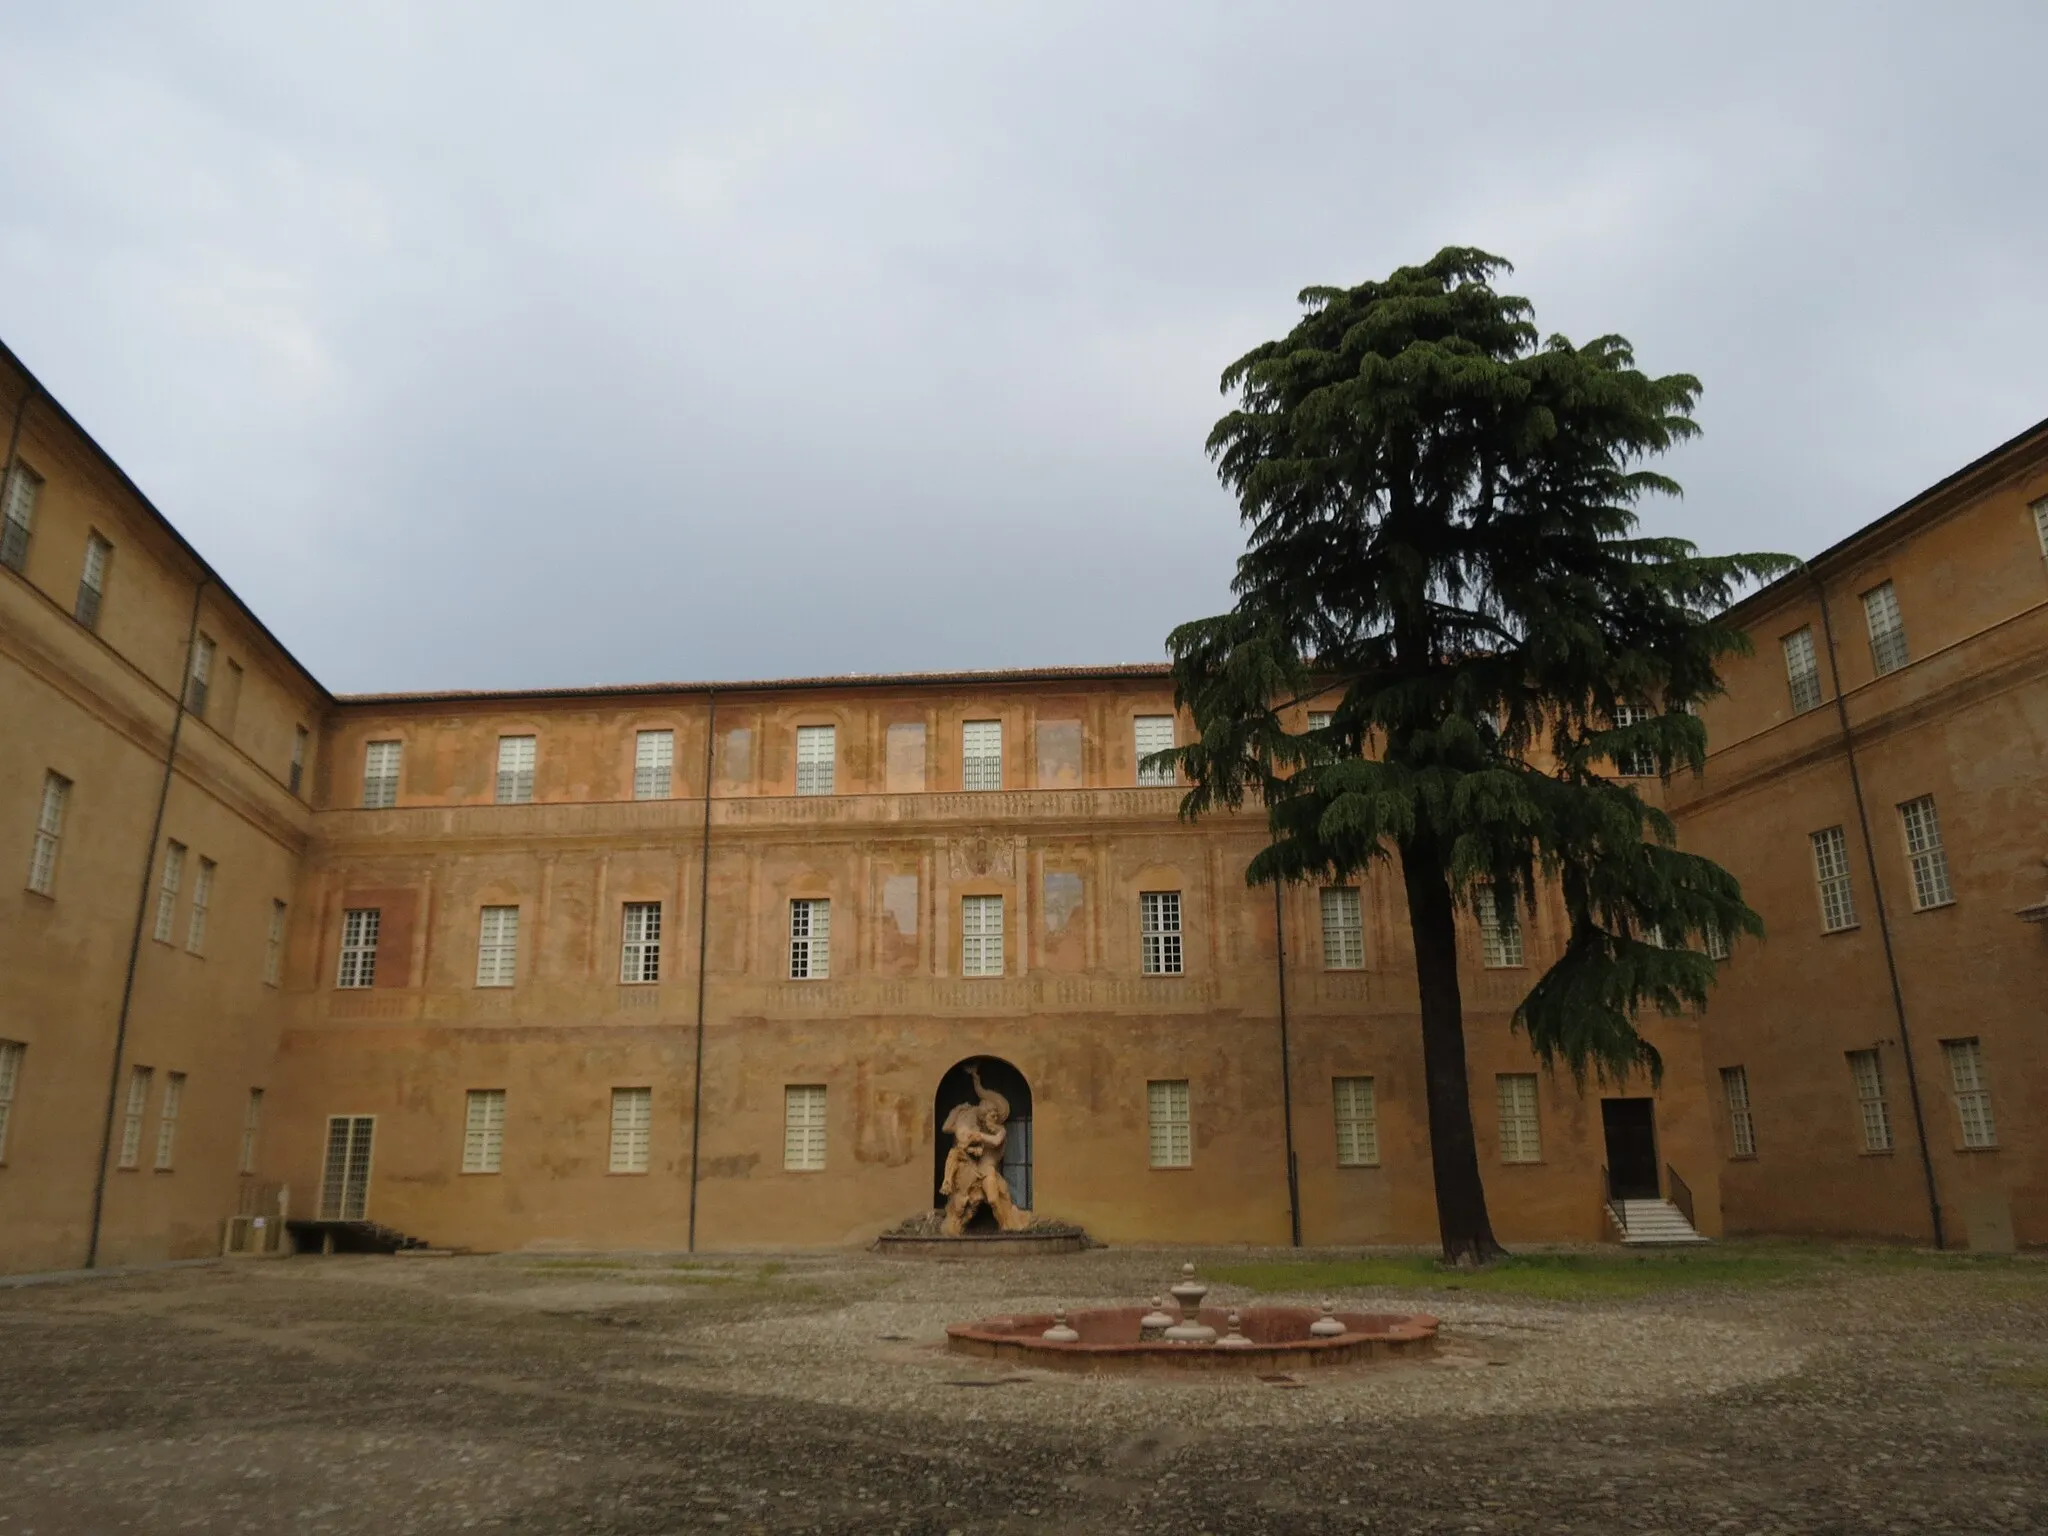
[118,1067,152,1169]
[75,534,111,628]
[476,906,519,987]
[1811,826,1857,931]
[154,1072,185,1170]
[1848,1050,1893,1153]
[0,461,39,571]
[1139,891,1183,975]
[1134,714,1176,785]
[960,894,1004,977]
[632,729,673,800]
[1321,887,1364,970]
[289,727,308,796]
[783,1084,827,1171]
[1306,711,1333,733]
[187,634,215,715]
[1782,627,1823,713]
[185,857,215,955]
[319,1115,375,1220]
[1862,581,1907,675]
[337,908,380,989]
[1943,1039,1996,1148]
[962,720,1002,791]
[1496,1075,1541,1163]
[1721,1066,1756,1156]
[462,1089,506,1173]
[610,1087,652,1173]
[795,724,836,795]
[1475,886,1523,968]
[0,1040,23,1162]
[27,771,68,896]
[362,740,401,808]
[1332,1076,1378,1167]
[788,898,830,980]
[1147,1079,1192,1167]
[153,842,186,943]
[1609,704,1656,777]
[1897,795,1954,910]
[264,901,287,986]
[1703,922,1731,962]
[239,1088,263,1174]
[496,735,537,804]
[2034,495,2048,558]
[621,902,662,983]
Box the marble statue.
[939,1067,1029,1235]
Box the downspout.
[1814,572,1945,1249]
[685,690,716,1253]
[87,576,210,1267]
[1273,883,1302,1246]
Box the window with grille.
[1140,891,1183,975]
[118,1066,153,1169]
[0,462,39,571]
[240,1088,263,1174]
[1810,826,1857,931]
[1609,704,1657,777]
[154,1072,185,1170]
[153,842,185,943]
[319,1115,374,1219]
[289,726,307,795]
[2035,495,2048,558]
[1721,1066,1756,1156]
[362,740,401,808]
[462,1089,506,1173]
[621,902,661,983]
[1848,1050,1893,1153]
[634,729,673,800]
[186,857,215,955]
[609,1086,652,1173]
[795,724,836,795]
[788,898,830,979]
[476,906,519,987]
[1942,1039,1996,1148]
[496,735,537,803]
[0,1039,23,1162]
[1862,582,1908,675]
[1496,1074,1541,1163]
[1333,1076,1378,1166]
[1476,886,1524,968]
[187,634,215,715]
[1147,1079,1192,1167]
[1307,711,1333,732]
[962,720,1002,791]
[784,1084,827,1171]
[1782,627,1823,713]
[1321,887,1364,969]
[337,908,380,988]
[75,533,111,628]
[1897,795,1954,910]
[27,771,68,896]
[264,900,287,986]
[960,894,1004,976]
[1134,715,1176,785]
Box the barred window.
[187,634,215,715]
[621,902,662,983]
[1942,1039,1996,1148]
[610,1087,652,1173]
[961,894,1003,977]
[289,725,308,796]
[1134,714,1176,785]
[0,461,39,572]
[1609,703,1657,777]
[154,1072,185,1170]
[1721,1065,1757,1157]
[1321,887,1364,970]
[1782,627,1823,713]
[634,729,674,800]
[962,720,1002,791]
[783,1084,827,1171]
[362,740,401,809]
[75,533,112,629]
[1332,1076,1378,1167]
[1139,891,1182,975]
[1848,1050,1893,1153]
[118,1066,153,1169]
[0,1039,24,1162]
[476,906,519,987]
[186,857,215,955]
[1862,581,1908,675]
[462,1089,506,1174]
[795,724,836,796]
[1811,826,1857,931]
[337,908,380,989]
[320,1115,375,1220]
[264,900,287,986]
[1496,1074,1541,1163]
[789,898,830,980]
[495,735,537,804]
[240,1088,263,1174]
[1147,1079,1192,1168]
[1897,795,1954,910]
[1476,886,1524,968]
[153,842,186,943]
[27,771,68,896]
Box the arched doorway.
[933,1057,1032,1222]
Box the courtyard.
[0,1243,2043,1534]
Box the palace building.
[2,337,2043,1274]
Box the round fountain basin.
[945,1305,1437,1373]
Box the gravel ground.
[0,1245,2042,1534]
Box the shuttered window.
[362,740,401,808]
[0,1040,24,1162]
[783,1084,827,1171]
[496,736,536,804]
[2034,495,2048,557]
[1476,886,1523,968]
[1863,582,1908,675]
[337,908,380,988]
[621,902,662,983]
[960,894,1003,977]
[1897,795,1954,910]
[789,898,830,980]
[186,857,215,955]
[476,907,519,987]
[634,730,673,800]
[610,1087,652,1173]
[265,900,287,986]
[1139,891,1182,975]
[1811,826,1857,931]
[187,635,215,715]
[289,726,308,795]
[1782,627,1823,713]
[962,720,1002,791]
[118,1067,153,1169]
[1321,887,1364,970]
[1134,714,1175,785]
[1943,1039,1996,1148]
[795,725,836,796]
[153,842,185,943]
[27,771,68,896]
[1496,1074,1541,1163]
[75,534,112,628]
[1721,1066,1756,1156]
[1848,1050,1892,1153]
[240,1088,263,1174]
[462,1089,506,1173]
[154,1072,185,1170]
[0,463,40,571]
[1147,1080,1192,1168]
[1332,1076,1378,1167]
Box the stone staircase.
[1607,1197,1709,1246]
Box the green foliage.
[1168,247,1797,1084]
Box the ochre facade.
[1,339,2040,1273]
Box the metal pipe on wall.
[1273,881,1302,1246]
[686,690,717,1253]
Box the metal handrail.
[1602,1165,1627,1236]
[1667,1164,1696,1231]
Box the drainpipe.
[1813,572,1945,1250]
[686,691,716,1253]
[87,576,210,1267]
[1273,883,1302,1246]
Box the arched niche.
[932,1056,1033,1223]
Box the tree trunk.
[1399,828,1506,1267]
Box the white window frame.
[1133,714,1176,786]
[1782,627,1822,713]
[462,1088,506,1174]
[960,893,1004,977]
[961,720,1002,792]
[495,735,537,804]
[1147,1079,1192,1168]
[1848,1050,1893,1153]
[1722,1066,1757,1156]
[795,724,836,796]
[1703,921,1731,962]
[1942,1038,1996,1148]
[788,897,830,980]
[634,729,674,801]
[1811,825,1857,932]
[1306,710,1333,733]
[1608,703,1658,777]
[621,901,662,983]
[153,842,186,943]
[362,740,401,809]
[264,900,287,986]
[783,1084,827,1171]
[187,634,215,715]
[1897,795,1954,910]
[75,533,111,628]
[610,1086,652,1174]
[1321,887,1364,970]
[154,1071,185,1170]
[0,1039,24,1162]
[319,1114,375,1220]
[1139,891,1183,975]
[27,770,68,896]
[1476,885,1524,968]
[239,1087,263,1174]
[186,857,215,955]
[2033,495,2048,558]
[476,906,519,988]
[1332,1076,1378,1167]
[1497,1074,1542,1163]
[1862,581,1908,675]
[0,460,39,572]
[118,1066,153,1169]
[337,907,380,989]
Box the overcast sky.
[2,2,2043,693]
